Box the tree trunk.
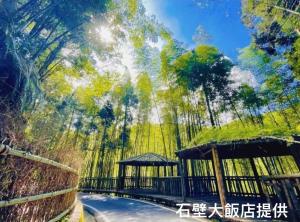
[267,105,279,126]
[99,126,107,177]
[120,105,128,161]
[229,99,245,127]
[203,89,215,127]
[173,107,182,151]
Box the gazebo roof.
[176,136,300,160]
[118,153,178,166]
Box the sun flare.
[96,26,114,43]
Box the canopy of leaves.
[173,45,233,99]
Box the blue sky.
[143,0,252,61]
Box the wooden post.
[179,158,186,201]
[284,179,298,221]
[121,165,126,190]
[190,160,195,196]
[290,144,300,170]
[211,145,227,209]
[183,159,189,197]
[156,166,161,192]
[117,164,121,190]
[177,163,181,176]
[249,158,265,198]
[138,166,141,188]
[135,166,139,189]
[117,164,125,190]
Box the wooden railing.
[124,177,155,190]
[80,176,182,194]
[186,176,217,196]
[0,144,78,222]
[154,177,182,196]
[80,177,118,190]
[81,175,300,201]
[80,176,263,198]
[225,176,262,197]
[262,175,300,205]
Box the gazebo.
[79,136,300,219]
[175,136,300,213]
[117,153,178,190]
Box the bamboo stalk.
[273,5,300,16]
[0,187,77,208]
[0,144,78,174]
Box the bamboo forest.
[0,0,300,221]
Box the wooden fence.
[80,175,300,201]
[0,144,79,221]
[261,174,300,218]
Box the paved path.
[81,194,208,222]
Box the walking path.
[80,194,208,222]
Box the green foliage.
[75,74,113,114]
[127,0,138,19]
[120,81,139,108]
[130,29,145,48]
[173,45,233,127]
[238,44,271,69]
[98,101,115,127]
[2,0,300,180]
[287,38,300,79]
[238,84,263,110]
[173,45,233,95]
[190,107,300,146]
[136,72,152,119]
[242,0,300,78]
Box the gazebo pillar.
[117,165,122,190]
[179,158,187,201]
[183,159,189,196]
[135,166,141,189]
[122,165,126,189]
[117,164,126,190]
[138,166,141,188]
[211,144,227,209]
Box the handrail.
[261,174,300,180]
[0,144,78,174]
[0,187,77,208]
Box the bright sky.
[81,0,257,124]
[142,0,252,61]
[141,0,255,124]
